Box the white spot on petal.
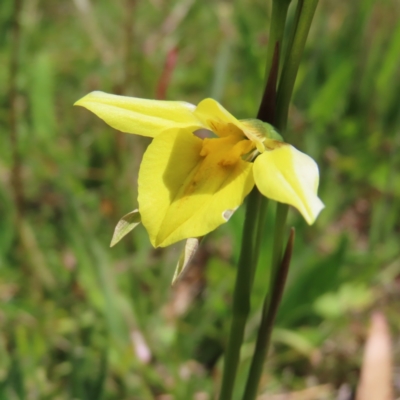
[222,207,238,221]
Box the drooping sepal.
[172,237,203,285]
[110,209,141,247]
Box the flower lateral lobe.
[253,144,324,225]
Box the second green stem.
[218,188,262,400]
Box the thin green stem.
[242,228,294,400]
[264,0,292,84]
[242,1,320,398]
[276,0,319,132]
[250,198,269,285]
[9,0,24,224]
[270,203,289,281]
[218,188,262,400]
[284,0,303,63]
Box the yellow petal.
[253,145,324,224]
[194,98,240,130]
[138,128,254,247]
[75,91,203,137]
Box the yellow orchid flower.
[75,91,324,247]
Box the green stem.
[242,1,319,398]
[264,0,292,83]
[242,228,294,400]
[218,188,262,400]
[9,0,24,224]
[252,0,291,293]
[276,0,319,132]
[270,203,289,281]
[250,198,269,285]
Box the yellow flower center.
[199,121,256,167]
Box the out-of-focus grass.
[1,0,400,398]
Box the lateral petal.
[253,145,324,224]
[138,128,254,247]
[75,91,203,137]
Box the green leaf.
[172,237,202,285]
[110,210,141,247]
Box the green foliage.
[1,0,400,398]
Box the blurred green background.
[1,0,400,399]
